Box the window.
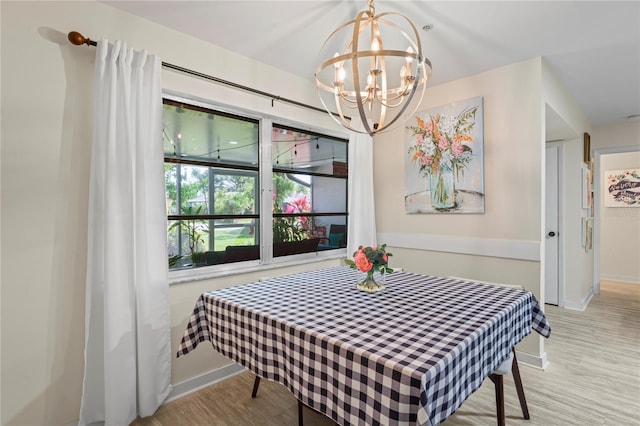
[272,124,348,258]
[163,98,348,271]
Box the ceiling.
[103,1,640,129]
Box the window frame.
[164,93,349,283]
[271,123,349,258]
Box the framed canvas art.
[404,96,484,213]
[581,217,593,251]
[582,166,591,209]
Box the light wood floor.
[132,280,640,426]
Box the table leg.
[489,374,505,426]
[511,350,530,420]
[251,375,261,398]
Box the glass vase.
[429,166,455,209]
[357,270,386,293]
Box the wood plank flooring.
[132,280,640,426]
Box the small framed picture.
[582,166,591,209]
[583,133,591,163]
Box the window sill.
[168,249,347,285]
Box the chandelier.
[315,0,432,137]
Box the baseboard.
[516,350,549,370]
[564,288,594,311]
[600,274,640,285]
[166,363,246,403]
[62,364,245,426]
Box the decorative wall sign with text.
[604,169,640,207]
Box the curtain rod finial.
[68,31,94,46]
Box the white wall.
[541,60,594,309]
[591,120,640,151]
[0,2,344,425]
[373,58,546,359]
[598,151,640,282]
[590,119,640,284]
[591,121,640,284]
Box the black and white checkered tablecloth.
[177,266,551,426]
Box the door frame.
[545,142,565,307]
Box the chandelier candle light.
[315,0,432,136]
[345,244,394,293]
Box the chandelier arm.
[317,85,357,132]
[320,49,424,71]
[351,8,375,136]
[333,92,352,129]
[376,95,407,109]
[320,50,428,99]
[374,66,426,133]
[377,26,389,128]
[338,94,365,107]
[379,103,387,131]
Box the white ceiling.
[103,0,640,128]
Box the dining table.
[177,266,551,426]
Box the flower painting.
[604,169,640,207]
[405,97,484,213]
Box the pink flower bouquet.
[345,244,393,292]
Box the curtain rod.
[67,31,334,116]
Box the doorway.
[545,144,561,305]
[593,146,640,294]
[544,105,574,307]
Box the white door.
[545,145,560,305]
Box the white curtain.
[79,40,172,426]
[347,116,377,256]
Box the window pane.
[167,220,182,264]
[310,176,347,213]
[272,173,312,248]
[271,124,348,257]
[272,173,346,214]
[163,101,259,166]
[213,171,257,215]
[167,218,209,268]
[273,173,311,216]
[179,165,209,214]
[211,219,258,251]
[165,164,178,215]
[315,217,348,250]
[271,126,347,174]
[272,214,348,257]
[164,99,261,270]
[168,218,260,269]
[273,214,319,258]
[210,219,259,264]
